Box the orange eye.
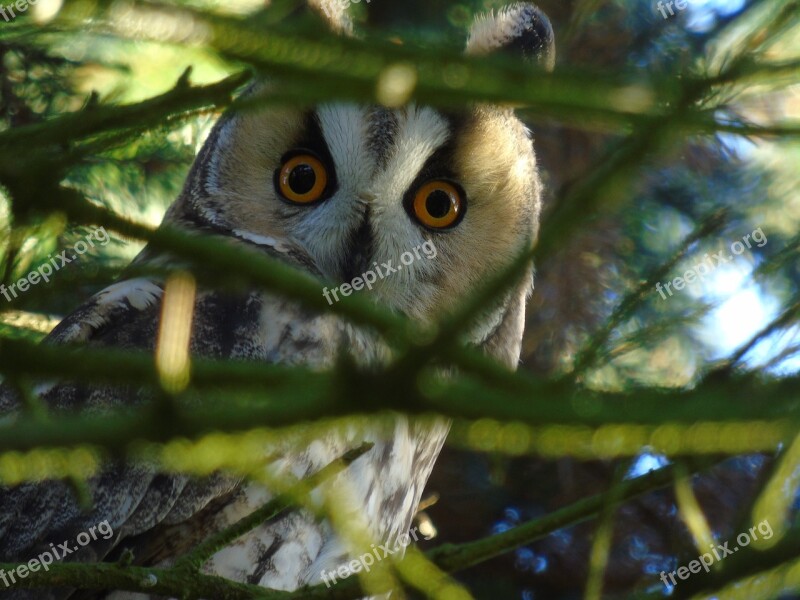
[276,152,329,204]
[411,180,465,229]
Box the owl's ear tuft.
[466,3,555,71]
[308,0,353,35]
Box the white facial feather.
[292,105,375,277]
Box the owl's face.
[167,3,554,359]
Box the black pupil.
[288,163,317,195]
[426,189,453,218]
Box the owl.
[0,1,554,598]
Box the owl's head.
[167,2,554,367]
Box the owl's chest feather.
[201,418,448,590]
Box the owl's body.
[1,277,447,598]
[0,2,553,598]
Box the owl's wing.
[0,239,343,600]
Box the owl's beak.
[357,191,377,205]
[340,208,374,283]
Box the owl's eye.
[275,151,330,204]
[410,180,466,230]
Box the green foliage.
[0,0,799,598]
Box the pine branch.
[277,459,709,599]
[0,443,374,599]
[0,1,797,599]
[0,69,250,153]
[1,336,799,457]
[2,453,695,599]
[570,210,729,378]
[0,561,278,600]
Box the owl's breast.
[198,416,448,590]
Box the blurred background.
[1,0,799,598]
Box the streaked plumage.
[0,2,553,598]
